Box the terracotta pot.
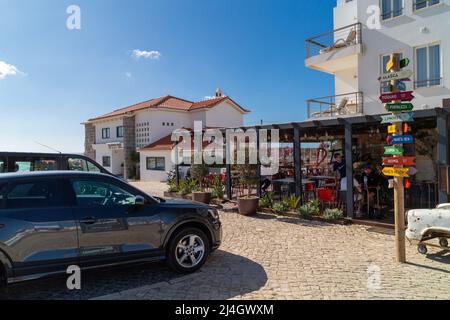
[192,192,212,204]
[238,197,259,216]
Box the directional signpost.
[382,167,410,178]
[380,91,414,103]
[381,113,414,124]
[388,135,413,145]
[380,70,414,82]
[378,53,417,263]
[383,156,415,166]
[386,103,414,112]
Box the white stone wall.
[140,150,173,182]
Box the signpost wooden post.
[380,53,413,263]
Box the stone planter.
[192,192,212,205]
[238,197,259,216]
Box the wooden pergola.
[219,107,450,218]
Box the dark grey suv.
[0,171,222,285]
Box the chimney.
[215,88,223,98]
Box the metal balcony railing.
[307,92,364,119]
[305,23,362,59]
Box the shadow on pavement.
[0,250,267,301]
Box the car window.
[4,180,62,209]
[68,158,88,172]
[86,160,102,173]
[0,159,5,173]
[12,159,58,172]
[72,180,137,207]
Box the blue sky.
[0,0,334,153]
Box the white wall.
[332,0,450,115]
[95,119,124,144]
[92,144,124,175]
[135,109,192,147]
[140,150,173,182]
[204,101,245,128]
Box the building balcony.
[307,92,364,119]
[305,23,362,74]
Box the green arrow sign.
[384,145,404,155]
[400,58,410,68]
[381,113,414,124]
[386,102,414,112]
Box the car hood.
[159,198,209,209]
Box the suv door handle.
[80,217,97,225]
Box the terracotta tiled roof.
[88,95,249,122]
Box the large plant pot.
[192,192,212,204]
[238,197,259,216]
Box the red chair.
[304,182,316,201]
[317,188,338,210]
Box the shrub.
[272,202,289,212]
[259,192,274,208]
[298,199,321,217]
[190,163,210,191]
[282,195,301,211]
[323,208,344,220]
[168,180,179,193]
[178,178,199,196]
[211,175,225,199]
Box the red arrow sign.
[383,156,416,166]
[380,91,414,103]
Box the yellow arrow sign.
[388,124,398,134]
[386,56,395,71]
[382,167,409,178]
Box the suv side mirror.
[134,195,146,206]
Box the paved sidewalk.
[95,211,450,300]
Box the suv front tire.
[167,228,210,273]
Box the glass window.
[414,0,440,10]
[11,159,58,172]
[68,158,88,171]
[416,44,441,88]
[102,156,111,167]
[116,126,124,138]
[4,180,62,209]
[146,157,166,171]
[72,180,137,207]
[382,0,403,20]
[87,161,102,173]
[102,128,110,139]
[0,159,5,173]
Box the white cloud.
[131,49,161,60]
[203,96,215,100]
[125,72,132,78]
[0,60,23,80]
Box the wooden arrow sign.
[384,145,404,155]
[382,167,410,178]
[383,156,416,166]
[380,70,414,82]
[380,91,414,103]
[381,113,414,124]
[389,135,413,145]
[400,58,410,68]
[386,103,414,112]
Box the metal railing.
[305,23,362,59]
[414,0,440,11]
[307,92,363,119]
[414,78,443,89]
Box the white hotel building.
[84,89,249,181]
[305,0,449,118]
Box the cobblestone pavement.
[93,212,450,300]
[2,180,449,300]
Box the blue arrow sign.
[395,81,406,91]
[390,135,413,145]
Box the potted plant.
[236,161,260,216]
[190,163,212,204]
